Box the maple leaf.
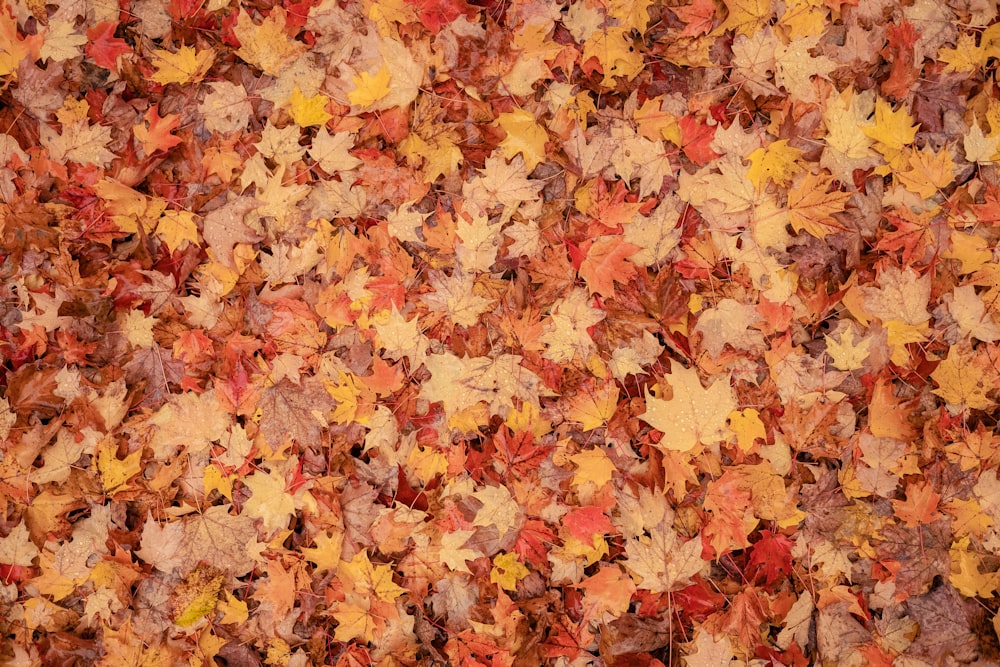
[472,484,522,539]
[641,365,737,453]
[496,108,548,172]
[136,506,261,577]
[149,45,215,85]
[349,65,393,108]
[623,527,704,593]
[242,468,296,535]
[491,552,530,591]
[785,170,852,239]
[892,481,944,527]
[931,343,993,410]
[679,114,721,166]
[233,7,307,76]
[133,105,183,156]
[85,22,131,71]
[578,236,639,297]
[581,27,645,86]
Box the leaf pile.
[2,0,1000,664]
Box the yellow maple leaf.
[581,27,645,86]
[215,591,249,625]
[633,97,681,144]
[776,0,828,39]
[785,171,851,239]
[714,0,773,37]
[242,468,296,535]
[729,408,766,452]
[338,551,405,601]
[96,437,143,495]
[943,497,994,538]
[122,309,155,348]
[569,447,617,488]
[963,120,1000,164]
[496,108,548,172]
[824,326,871,371]
[472,484,522,538]
[333,598,377,642]
[301,531,345,573]
[233,7,307,76]
[490,552,530,591]
[149,45,215,85]
[349,65,392,108]
[950,536,998,598]
[747,139,803,190]
[171,563,224,627]
[156,209,199,253]
[288,85,332,127]
[931,343,993,410]
[641,365,736,453]
[862,97,918,153]
[939,33,986,73]
[399,131,462,182]
[895,145,956,199]
[0,523,38,568]
[406,445,448,484]
[202,463,233,501]
[438,530,480,574]
[40,19,87,63]
[327,371,376,425]
[565,382,619,431]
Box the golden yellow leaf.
[565,382,619,431]
[242,468,296,535]
[895,145,956,199]
[785,171,851,239]
[490,552,530,591]
[332,598,377,642]
[581,27,644,85]
[862,97,918,152]
[96,437,143,495]
[824,326,871,371]
[569,447,617,488]
[301,531,345,574]
[950,536,998,598]
[339,551,405,602]
[939,33,986,73]
[729,408,766,452]
[149,45,215,85]
[931,344,993,410]
[156,209,199,253]
[233,7,307,76]
[496,108,548,171]
[747,139,803,190]
[349,65,392,108]
[715,0,773,37]
[641,365,736,453]
[288,85,332,127]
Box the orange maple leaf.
[892,481,944,527]
[133,105,183,156]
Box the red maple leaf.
[514,518,556,566]
[748,530,794,586]
[86,22,132,71]
[881,20,920,99]
[492,427,548,478]
[404,0,469,33]
[563,506,614,542]
[679,114,720,166]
